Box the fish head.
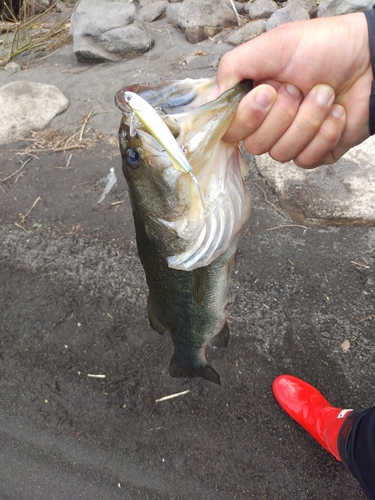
[118,101,191,256]
[116,78,253,268]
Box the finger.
[313,142,350,168]
[213,24,300,93]
[293,104,346,169]
[213,14,369,98]
[241,83,303,154]
[223,85,277,143]
[269,84,335,163]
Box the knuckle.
[269,143,293,164]
[293,156,319,169]
[303,117,323,136]
[243,135,269,155]
[319,123,341,147]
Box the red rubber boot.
[272,375,353,461]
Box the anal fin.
[209,322,230,348]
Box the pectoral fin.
[147,297,168,335]
[169,355,221,385]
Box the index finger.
[213,27,294,95]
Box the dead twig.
[79,110,94,142]
[351,261,370,269]
[267,224,308,231]
[252,181,288,220]
[0,157,31,183]
[357,314,375,324]
[155,390,190,403]
[18,195,41,225]
[14,222,31,232]
[111,200,126,206]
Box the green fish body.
[116,78,252,384]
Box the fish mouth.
[116,78,252,271]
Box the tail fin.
[169,355,220,385]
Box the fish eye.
[126,148,140,169]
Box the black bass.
[115,78,252,384]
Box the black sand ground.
[0,15,374,500]
[1,142,374,499]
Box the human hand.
[211,13,372,168]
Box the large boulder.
[227,19,267,45]
[177,0,239,44]
[244,0,278,21]
[318,0,373,17]
[266,0,309,31]
[70,0,154,63]
[255,137,375,226]
[0,81,69,144]
[296,0,318,17]
[139,1,169,22]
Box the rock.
[4,62,22,74]
[318,0,374,17]
[227,19,266,45]
[0,81,69,145]
[233,1,246,13]
[166,2,182,26]
[266,0,309,31]
[139,1,168,22]
[341,339,351,353]
[70,0,154,63]
[244,0,278,21]
[178,0,238,44]
[255,136,375,226]
[296,0,318,17]
[138,0,157,6]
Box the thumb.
[216,26,295,94]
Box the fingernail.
[254,88,275,109]
[331,104,345,119]
[316,85,335,107]
[285,83,302,100]
[207,84,220,102]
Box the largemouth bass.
[115,78,252,384]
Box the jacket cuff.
[364,5,375,135]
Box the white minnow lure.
[124,91,207,216]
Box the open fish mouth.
[115,77,252,271]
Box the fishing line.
[189,171,207,218]
[133,19,152,95]
[126,19,207,218]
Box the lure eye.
[126,148,140,169]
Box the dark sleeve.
[338,407,375,500]
[364,5,375,135]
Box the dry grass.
[10,110,102,155]
[5,109,119,162]
[0,0,77,67]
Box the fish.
[115,77,252,384]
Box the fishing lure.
[124,91,207,215]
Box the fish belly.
[133,211,238,385]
